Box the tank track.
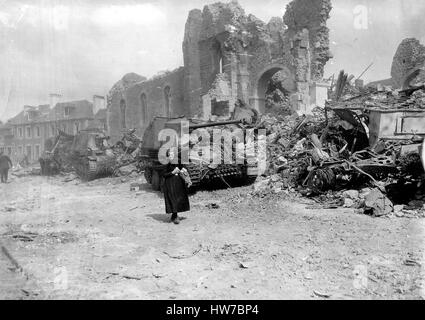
[186,163,202,186]
[205,165,243,180]
[86,159,98,181]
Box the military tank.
[139,106,261,191]
[39,129,117,181]
[69,129,117,181]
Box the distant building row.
[0,95,106,164]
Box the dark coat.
[0,155,12,170]
[162,163,190,214]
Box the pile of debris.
[11,163,41,178]
[252,80,425,218]
[113,128,143,176]
[335,84,425,111]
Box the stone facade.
[107,0,333,142]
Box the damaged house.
[106,0,333,143]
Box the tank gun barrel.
[189,119,242,130]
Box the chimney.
[93,95,106,115]
[49,93,62,109]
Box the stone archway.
[250,64,295,114]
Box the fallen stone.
[270,174,281,182]
[343,198,355,208]
[342,190,359,200]
[359,188,373,199]
[129,171,139,178]
[407,200,424,209]
[253,178,270,192]
[356,199,366,209]
[277,138,290,148]
[117,164,137,176]
[273,182,284,189]
[364,189,393,217]
[63,173,78,182]
[273,187,283,194]
[394,205,405,217]
[277,156,288,164]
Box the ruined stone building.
[107,0,333,142]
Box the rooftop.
[7,100,97,125]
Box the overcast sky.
[1,0,424,120]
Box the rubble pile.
[336,85,425,110]
[253,107,341,194]
[11,163,41,178]
[252,87,425,218]
[113,128,144,176]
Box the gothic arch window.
[163,86,171,117]
[120,99,127,128]
[140,93,147,124]
[211,40,224,74]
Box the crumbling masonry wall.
[283,0,332,81]
[391,38,425,89]
[183,9,203,117]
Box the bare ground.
[0,174,424,300]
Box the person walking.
[0,151,13,183]
[161,149,191,224]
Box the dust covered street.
[1,174,424,300]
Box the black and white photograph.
[0,0,424,303]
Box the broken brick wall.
[283,0,332,113]
[183,9,203,117]
[192,1,296,116]
[391,38,425,89]
[283,0,333,81]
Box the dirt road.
[0,174,424,299]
